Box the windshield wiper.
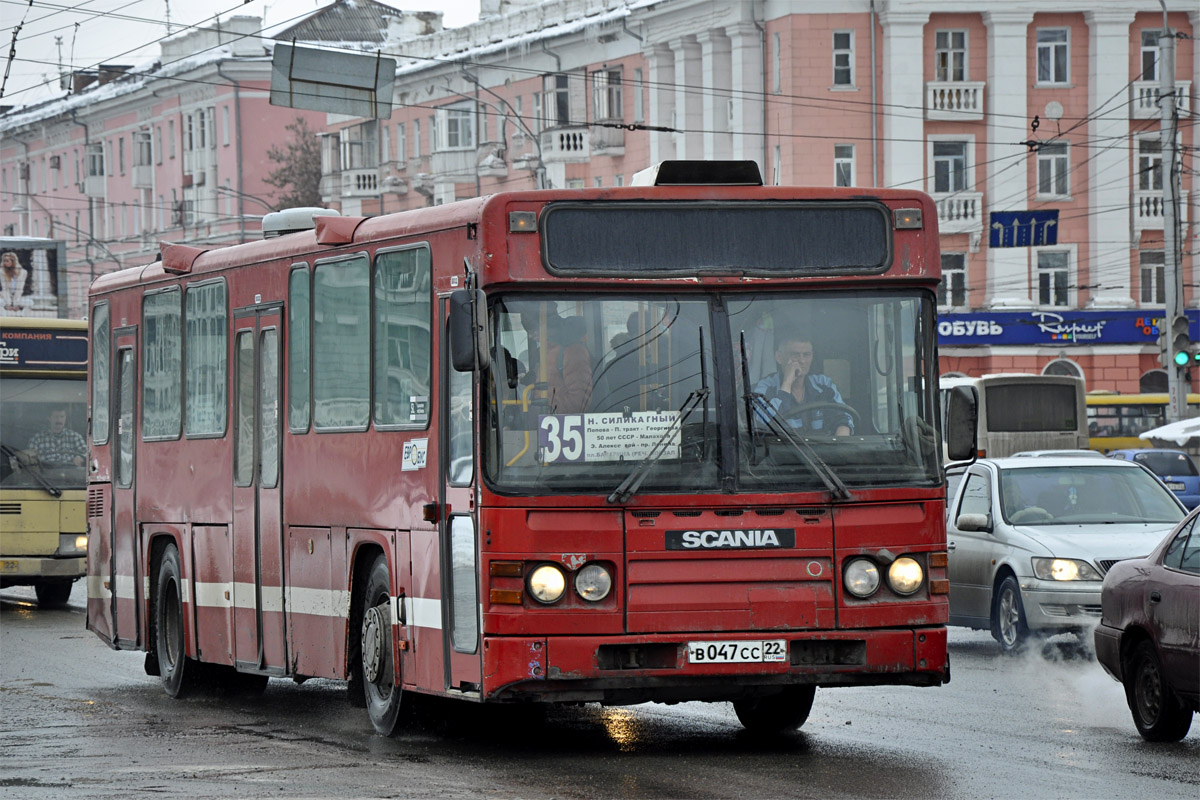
[606,387,709,504]
[738,332,851,501]
[0,443,63,498]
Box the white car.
[945,456,1187,652]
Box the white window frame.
[1141,30,1161,82]
[934,29,968,82]
[412,119,421,158]
[1033,244,1076,308]
[1036,28,1069,85]
[168,119,176,159]
[926,135,974,194]
[633,68,644,122]
[396,124,406,165]
[86,142,105,178]
[772,32,782,93]
[834,144,855,187]
[939,252,968,309]
[1137,136,1163,191]
[592,67,622,122]
[1139,249,1165,305]
[222,106,231,146]
[832,30,854,88]
[436,103,475,151]
[1036,141,1070,199]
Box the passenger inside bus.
[752,331,853,436]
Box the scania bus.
[1,316,89,607]
[86,161,974,734]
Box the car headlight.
[574,563,612,602]
[844,558,880,598]
[527,564,566,604]
[58,534,87,556]
[1031,557,1102,581]
[887,557,924,595]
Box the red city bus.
[86,161,972,735]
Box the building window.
[154,127,163,164]
[1042,358,1083,379]
[134,131,153,167]
[832,31,854,87]
[633,68,644,122]
[168,119,176,159]
[940,253,967,308]
[834,144,855,187]
[341,120,379,167]
[592,67,622,121]
[436,104,475,151]
[86,142,105,177]
[1036,249,1070,307]
[382,125,391,163]
[412,119,421,157]
[532,93,543,134]
[935,30,967,82]
[1141,30,1162,81]
[1036,142,1069,198]
[772,145,781,185]
[1138,138,1162,191]
[396,123,406,164]
[772,32,782,93]
[1140,250,1165,304]
[614,174,624,187]
[1036,29,1069,84]
[222,106,230,146]
[544,73,571,127]
[932,141,968,193]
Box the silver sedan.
[945,456,1186,652]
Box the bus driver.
[753,331,853,436]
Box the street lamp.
[214,185,275,212]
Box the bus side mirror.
[449,289,490,372]
[945,385,978,462]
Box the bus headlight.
[1032,558,1102,582]
[59,534,88,556]
[528,564,566,604]
[574,563,612,602]
[844,558,880,598]
[887,557,924,595]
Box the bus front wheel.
[34,580,73,608]
[733,685,816,734]
[360,554,405,735]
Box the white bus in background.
[939,373,1088,460]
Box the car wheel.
[359,554,406,735]
[34,580,73,608]
[1125,640,1194,742]
[732,685,816,734]
[991,576,1030,654]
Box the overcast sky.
[1,0,482,108]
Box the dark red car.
[1095,509,1200,741]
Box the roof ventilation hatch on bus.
[261,207,341,239]
[631,160,763,187]
[159,242,211,274]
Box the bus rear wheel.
[733,685,816,734]
[156,543,199,698]
[34,579,73,608]
[360,554,405,735]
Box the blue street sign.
[988,210,1059,248]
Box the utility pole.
[1160,7,1185,421]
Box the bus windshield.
[0,376,88,491]
[484,291,940,495]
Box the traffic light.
[1157,319,1171,368]
[1170,314,1192,368]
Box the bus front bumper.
[480,627,949,703]
[0,556,86,586]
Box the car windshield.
[999,465,1185,525]
[483,291,941,496]
[1133,450,1199,477]
[0,376,88,491]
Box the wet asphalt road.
[2,582,1197,799]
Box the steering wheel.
[1009,507,1052,524]
[787,401,860,434]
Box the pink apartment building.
[1,0,1197,395]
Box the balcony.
[341,168,379,197]
[83,174,105,198]
[590,124,625,156]
[1133,189,1189,232]
[540,126,590,163]
[931,191,983,236]
[430,148,474,180]
[925,81,985,121]
[1131,81,1192,119]
[131,164,153,189]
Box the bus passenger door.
[231,308,286,674]
[441,316,482,694]
[111,334,140,648]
